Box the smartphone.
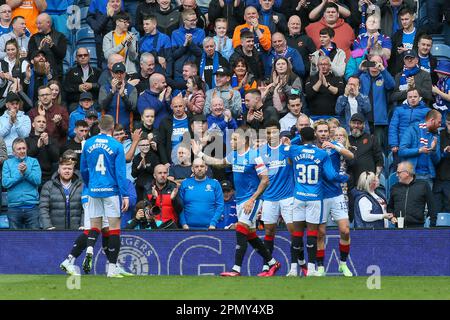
[362,61,376,68]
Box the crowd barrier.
[0,229,448,276]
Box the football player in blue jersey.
[258,121,308,277]
[80,115,130,278]
[191,127,281,277]
[314,119,355,276]
[285,127,349,276]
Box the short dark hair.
[319,27,335,38]
[38,85,50,94]
[418,33,432,42]
[324,2,339,12]
[399,7,415,17]
[240,30,254,40]
[142,14,157,22]
[300,127,316,142]
[11,15,25,26]
[245,88,261,97]
[265,120,280,130]
[113,11,130,24]
[75,120,89,128]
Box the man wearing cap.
[23,50,53,105]
[432,60,450,126]
[27,13,67,81]
[0,91,31,156]
[215,180,238,229]
[348,112,384,189]
[203,66,242,119]
[391,49,432,107]
[68,92,100,139]
[63,47,102,111]
[99,62,138,133]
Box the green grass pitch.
[0,275,449,300]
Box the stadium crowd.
[0,0,449,234]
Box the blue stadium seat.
[379,173,386,191]
[63,48,73,74]
[0,215,9,229]
[431,34,446,45]
[386,172,399,199]
[436,213,450,227]
[75,27,95,46]
[80,6,89,24]
[424,216,430,228]
[431,43,450,60]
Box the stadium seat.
[424,217,430,228]
[431,43,450,60]
[63,49,73,73]
[0,215,9,229]
[431,34,446,45]
[80,6,89,24]
[1,192,7,212]
[386,172,399,199]
[436,213,450,227]
[75,27,95,46]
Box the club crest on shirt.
[205,184,212,192]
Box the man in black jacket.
[25,114,59,186]
[27,13,67,81]
[433,113,450,213]
[63,47,101,112]
[229,30,264,81]
[388,161,437,227]
[286,15,316,76]
[244,89,278,130]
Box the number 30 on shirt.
[296,164,319,184]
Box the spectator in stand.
[178,0,207,30]
[229,30,264,82]
[230,57,258,117]
[398,109,442,187]
[153,0,180,36]
[63,47,101,112]
[0,15,28,60]
[388,161,436,227]
[268,56,303,116]
[0,4,12,35]
[97,53,124,88]
[309,27,345,77]
[308,0,351,23]
[244,88,278,130]
[389,88,430,158]
[207,96,238,137]
[2,137,41,229]
[280,0,314,31]
[335,76,371,133]
[289,113,312,144]
[167,60,197,96]
[103,11,138,75]
[23,50,53,106]
[0,38,28,100]
[179,158,224,230]
[68,92,99,139]
[432,61,450,125]
[99,62,138,133]
[27,13,67,81]
[171,9,205,82]
[378,0,415,38]
[137,72,171,129]
[208,0,245,38]
[128,53,161,96]
[135,0,158,36]
[347,112,384,188]
[28,85,68,148]
[305,2,355,60]
[359,54,395,151]
[203,67,242,119]
[434,113,450,213]
[265,32,305,79]
[138,14,171,78]
[280,94,303,132]
[257,0,287,35]
[351,171,392,229]
[48,79,63,107]
[0,136,6,209]
[304,55,344,120]
[25,114,58,184]
[132,136,160,201]
[168,144,214,185]
[213,18,234,61]
[215,180,237,229]
[286,15,316,76]
[112,124,141,182]
[134,107,158,143]
[416,34,437,85]
[0,92,30,156]
[61,120,90,170]
[158,95,190,165]
[145,164,183,228]
[199,37,230,90]
[391,49,432,107]
[8,0,47,35]
[185,75,206,115]
[87,0,122,69]
[232,6,271,54]
[389,7,426,75]
[39,157,83,230]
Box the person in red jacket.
[305,2,354,60]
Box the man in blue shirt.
[215,180,238,229]
[192,128,281,277]
[80,115,129,278]
[179,158,224,230]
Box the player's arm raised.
[191,140,227,167]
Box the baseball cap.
[5,91,21,103]
[112,62,126,73]
[191,114,207,123]
[220,180,233,191]
[31,49,47,59]
[214,67,231,77]
[435,60,450,76]
[350,112,365,123]
[86,110,98,118]
[403,49,418,60]
[79,92,93,101]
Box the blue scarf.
[359,4,368,35]
[320,42,335,57]
[399,65,420,91]
[261,9,273,27]
[200,51,220,89]
[231,75,247,114]
[434,77,449,110]
[27,67,48,103]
